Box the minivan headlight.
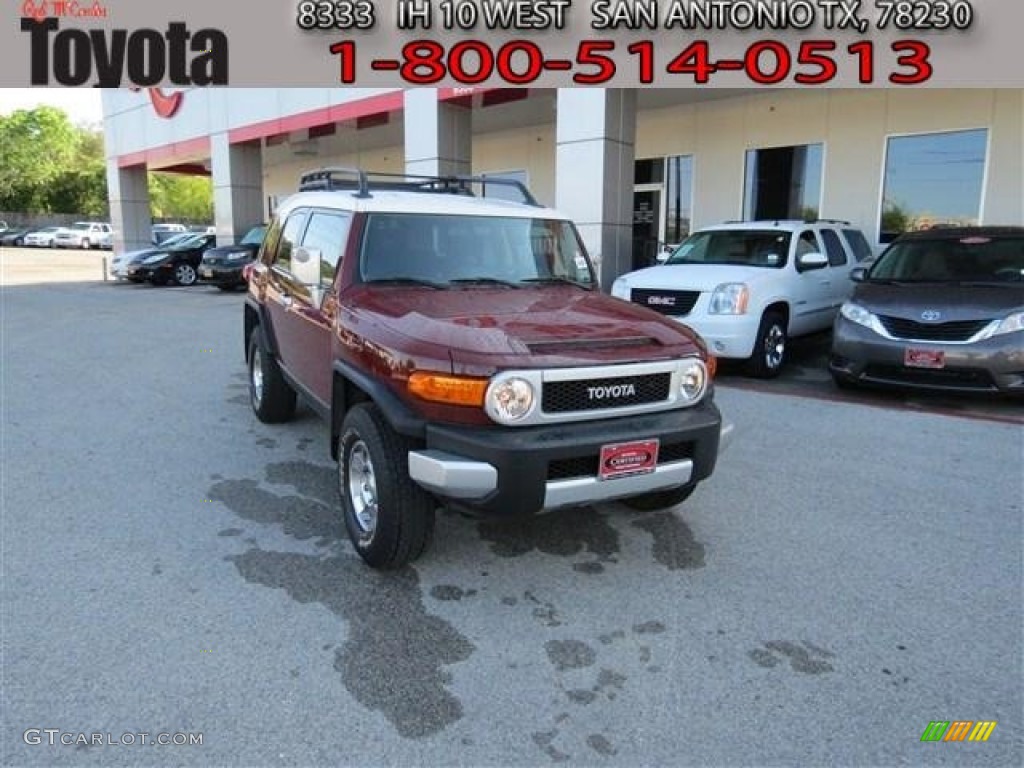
[708,284,749,315]
[991,311,1024,337]
[611,278,630,300]
[839,302,876,329]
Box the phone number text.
[328,39,933,85]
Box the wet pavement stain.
[531,730,570,763]
[265,461,337,506]
[630,512,705,570]
[567,689,597,705]
[587,734,618,757]
[632,621,665,635]
[230,549,475,739]
[594,668,627,698]
[524,591,562,627]
[545,640,597,671]
[572,561,605,575]
[430,585,477,602]
[749,641,835,674]
[598,630,626,646]
[478,507,619,560]
[207,470,338,547]
[256,437,278,449]
[227,394,250,406]
[151,562,162,576]
[217,528,244,537]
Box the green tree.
[0,106,78,212]
[149,172,213,222]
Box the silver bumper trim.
[408,450,498,499]
[544,460,694,510]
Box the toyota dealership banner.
[5,0,1024,88]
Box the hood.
[347,285,703,368]
[618,263,781,292]
[853,281,1024,322]
[204,243,258,258]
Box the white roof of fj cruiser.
[277,189,570,221]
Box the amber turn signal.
[706,354,717,379]
[408,372,488,407]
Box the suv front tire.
[247,328,297,423]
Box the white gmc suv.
[612,220,874,377]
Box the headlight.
[708,283,749,315]
[991,311,1024,337]
[226,251,249,261]
[485,376,536,423]
[839,302,876,329]
[610,278,630,300]
[678,358,708,403]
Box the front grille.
[542,373,671,414]
[878,315,991,342]
[630,289,700,317]
[863,364,997,391]
[546,440,694,481]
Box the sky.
[0,88,103,125]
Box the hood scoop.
[525,336,659,355]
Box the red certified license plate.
[598,439,659,481]
[905,348,945,369]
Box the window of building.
[480,170,529,202]
[743,143,823,221]
[634,158,665,185]
[665,155,694,244]
[879,128,988,244]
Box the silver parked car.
[830,227,1024,397]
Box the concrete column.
[211,134,264,245]
[403,89,471,177]
[555,89,636,291]
[105,161,150,254]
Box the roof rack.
[297,167,541,207]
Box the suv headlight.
[485,376,536,423]
[610,278,630,300]
[991,311,1024,337]
[708,284,749,315]
[678,358,708,404]
[839,302,876,329]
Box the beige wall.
[636,89,1023,242]
[259,89,1021,243]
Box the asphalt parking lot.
[3,248,1022,766]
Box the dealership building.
[101,87,1023,287]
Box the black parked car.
[830,226,1024,396]
[199,225,267,290]
[0,227,32,247]
[126,233,216,286]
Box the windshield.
[167,234,206,250]
[70,223,91,232]
[241,226,267,246]
[666,230,791,268]
[359,214,593,287]
[869,235,1024,283]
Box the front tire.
[338,404,435,570]
[80,239,91,250]
[173,263,198,286]
[247,329,296,423]
[621,483,696,512]
[747,311,787,378]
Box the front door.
[632,187,663,270]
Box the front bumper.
[666,313,760,360]
[407,401,727,517]
[830,316,1024,394]
[199,262,246,285]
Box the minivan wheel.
[338,404,435,570]
[747,312,787,378]
[174,263,198,286]
[621,483,696,512]
[247,330,296,423]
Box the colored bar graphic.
[921,722,950,742]
[943,722,973,742]
[968,722,997,742]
